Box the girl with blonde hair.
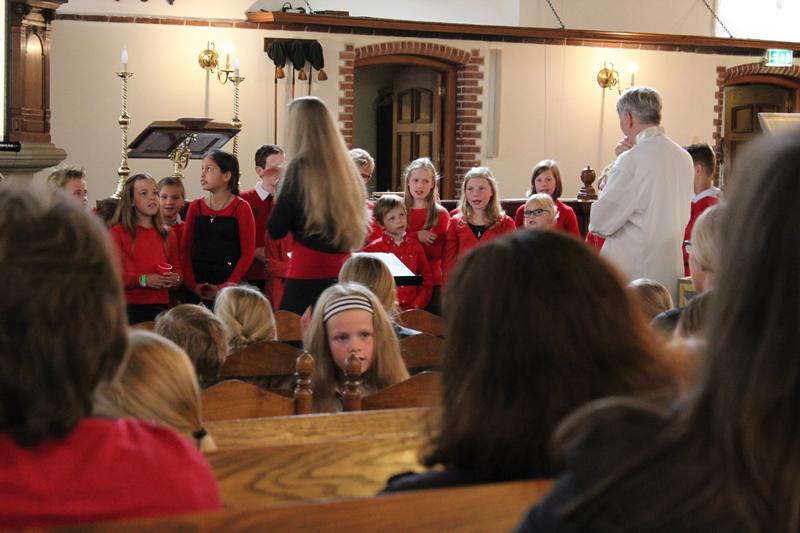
[268,97,369,315]
[521,193,559,231]
[443,167,515,278]
[213,285,277,353]
[95,330,216,452]
[513,159,580,237]
[402,157,450,314]
[110,173,182,324]
[304,282,409,412]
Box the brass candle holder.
[168,134,197,180]
[230,73,245,159]
[113,70,134,199]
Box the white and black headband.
[323,294,373,322]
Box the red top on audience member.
[0,418,221,529]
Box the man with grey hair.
[589,87,693,300]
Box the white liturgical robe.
[590,126,693,300]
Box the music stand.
[128,118,239,179]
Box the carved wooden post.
[577,165,598,201]
[293,351,314,415]
[342,352,362,412]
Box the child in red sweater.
[365,194,433,310]
[444,167,516,278]
[181,151,256,302]
[513,160,580,237]
[157,176,186,251]
[402,157,450,314]
[240,144,286,295]
[110,173,182,324]
[682,143,720,275]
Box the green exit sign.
[765,49,794,67]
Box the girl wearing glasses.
[522,193,559,230]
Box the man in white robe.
[590,87,693,301]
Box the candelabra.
[113,69,134,199]
[230,72,245,158]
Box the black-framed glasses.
[524,208,547,218]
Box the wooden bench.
[274,310,302,342]
[396,308,445,337]
[206,407,429,448]
[399,333,444,371]
[342,354,441,411]
[202,353,314,421]
[219,340,302,379]
[50,479,554,532]
[208,433,425,509]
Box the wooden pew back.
[59,479,554,532]
[274,310,302,342]
[399,333,444,371]
[396,309,445,337]
[219,340,302,378]
[206,407,429,448]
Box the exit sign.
[765,49,794,67]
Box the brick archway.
[339,41,484,196]
[712,62,800,183]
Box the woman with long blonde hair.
[304,282,409,412]
[94,330,217,452]
[268,97,369,315]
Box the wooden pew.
[219,340,302,379]
[208,433,425,509]
[206,407,429,448]
[342,354,441,411]
[48,479,554,532]
[202,353,314,421]
[396,308,445,337]
[274,310,302,342]
[399,333,443,371]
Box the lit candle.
[121,47,129,73]
[233,57,240,78]
[628,63,639,87]
[222,43,233,70]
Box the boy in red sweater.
[365,195,433,310]
[240,144,292,305]
[682,143,721,275]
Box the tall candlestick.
[230,68,245,164]
[113,65,134,199]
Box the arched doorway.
[719,63,800,185]
[355,55,456,195]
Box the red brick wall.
[341,41,484,190]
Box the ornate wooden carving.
[8,1,66,143]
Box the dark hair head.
[255,144,284,169]
[0,186,128,447]
[684,143,716,178]
[528,159,563,199]
[428,230,675,480]
[208,150,241,195]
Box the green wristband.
[140,274,147,288]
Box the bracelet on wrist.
[139,274,147,288]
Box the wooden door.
[723,84,792,183]
[392,67,442,191]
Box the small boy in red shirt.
[365,194,433,310]
[682,143,721,275]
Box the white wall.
[717,0,800,42]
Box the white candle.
[121,47,128,72]
[233,57,240,77]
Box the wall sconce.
[597,61,639,94]
[198,42,235,84]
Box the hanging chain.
[544,0,566,30]
[701,0,733,38]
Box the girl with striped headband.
[304,282,409,412]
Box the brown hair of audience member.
[95,330,216,452]
[372,194,405,227]
[457,166,505,227]
[283,96,368,250]
[339,255,398,315]
[111,173,168,243]
[213,285,276,353]
[550,129,800,532]
[426,230,676,480]
[154,304,227,385]
[0,186,127,447]
[674,290,713,343]
[685,143,716,178]
[527,159,564,199]
[627,278,674,322]
[304,282,409,413]
[94,197,119,229]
